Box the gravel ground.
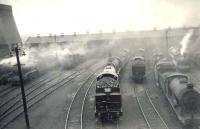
[119,62,148,129]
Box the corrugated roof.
[0,4,22,45]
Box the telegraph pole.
[54,34,56,43]
[14,44,30,129]
[166,29,169,58]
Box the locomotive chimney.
[187,83,194,89]
[108,52,111,57]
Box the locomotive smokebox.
[181,89,200,113]
[187,83,193,89]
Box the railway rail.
[0,59,99,99]
[0,59,97,99]
[96,121,120,129]
[0,71,62,110]
[0,60,104,129]
[0,71,82,129]
[0,71,78,118]
[0,85,11,93]
[134,83,169,129]
[0,71,58,97]
[0,86,16,98]
[0,59,99,113]
[64,72,96,129]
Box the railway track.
[0,71,58,98]
[103,122,120,129]
[0,71,62,109]
[0,85,11,93]
[0,71,82,129]
[0,59,98,99]
[64,72,96,129]
[0,86,16,98]
[0,71,61,104]
[63,60,106,129]
[65,58,129,129]
[96,121,120,129]
[0,60,104,129]
[134,83,169,129]
[0,59,99,113]
[0,71,78,117]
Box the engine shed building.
[25,27,199,51]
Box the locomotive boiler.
[158,72,200,125]
[94,54,127,121]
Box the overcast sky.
[1,0,200,35]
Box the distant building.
[26,34,71,48]
[25,33,112,48]
[25,27,198,50]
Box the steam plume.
[180,29,193,55]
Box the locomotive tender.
[132,56,145,82]
[154,59,176,86]
[155,60,200,125]
[95,54,127,121]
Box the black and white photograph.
[0,0,200,129]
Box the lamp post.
[13,43,30,129]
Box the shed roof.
[25,27,196,44]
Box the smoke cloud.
[0,33,115,72]
[180,29,193,55]
[0,42,85,71]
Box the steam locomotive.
[158,72,200,125]
[95,53,127,121]
[155,60,200,125]
[132,55,145,82]
[0,65,39,86]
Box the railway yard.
[1,43,200,129]
[1,3,200,129]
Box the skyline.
[0,0,200,35]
